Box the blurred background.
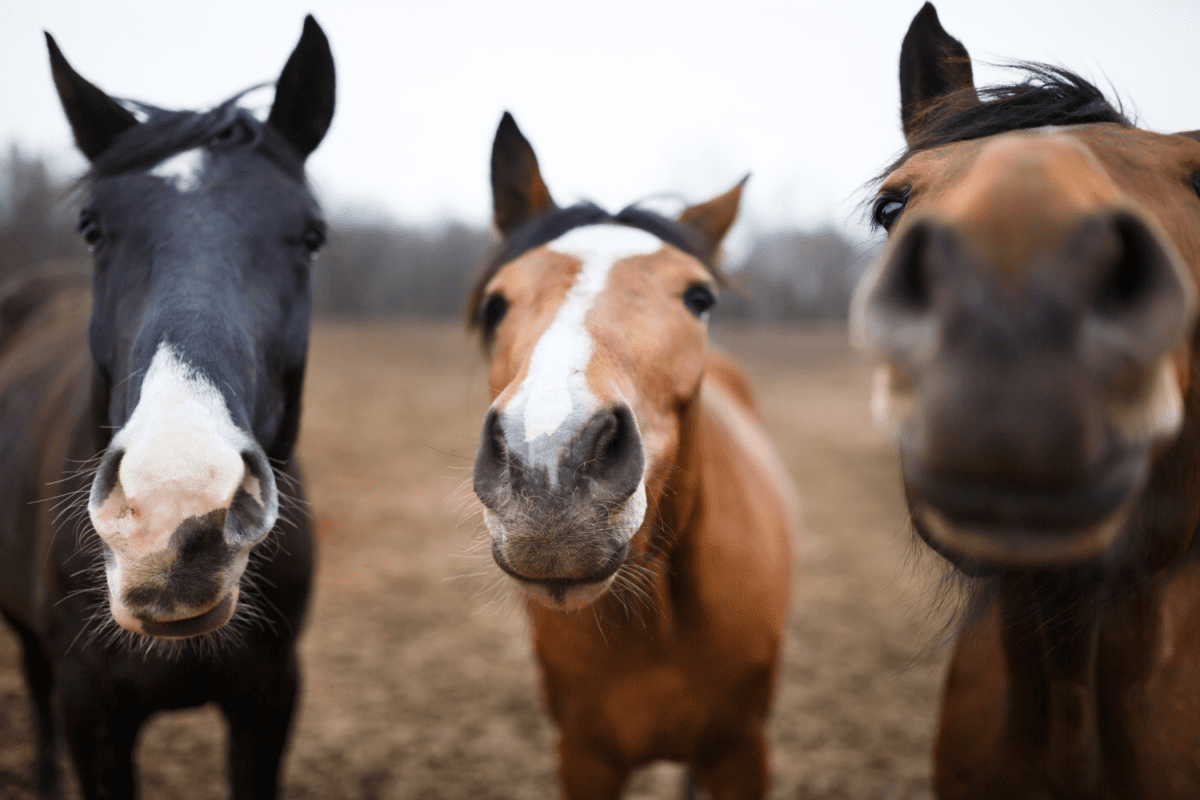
[2,2,1198,798]
[3,0,1196,322]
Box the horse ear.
[899,3,978,144]
[268,15,336,160]
[491,112,557,237]
[45,33,138,162]
[676,175,748,263]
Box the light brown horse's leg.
[691,730,769,800]
[558,735,630,800]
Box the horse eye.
[682,283,717,320]
[479,294,509,337]
[873,190,910,233]
[78,212,105,253]
[301,223,326,259]
[1191,171,1200,200]
[211,120,251,147]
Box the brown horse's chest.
[936,566,1200,799]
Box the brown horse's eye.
[1191,171,1200,200]
[872,189,910,232]
[479,293,509,339]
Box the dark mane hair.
[887,63,1129,176]
[465,202,725,332]
[88,91,305,183]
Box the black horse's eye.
[872,189,910,233]
[682,283,717,320]
[301,222,326,259]
[78,211,105,253]
[479,293,509,338]
[210,119,252,148]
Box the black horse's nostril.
[90,447,124,507]
[566,406,644,503]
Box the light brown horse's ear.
[491,112,557,237]
[676,175,748,264]
[899,3,978,144]
[46,32,139,162]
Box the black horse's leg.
[2,613,62,800]
[220,647,299,800]
[57,660,145,800]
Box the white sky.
[2,0,1198,251]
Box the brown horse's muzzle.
[854,205,1197,570]
[474,404,648,609]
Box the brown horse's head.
[469,113,742,610]
[852,4,1200,572]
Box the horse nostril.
[90,447,125,509]
[473,408,511,503]
[572,406,644,502]
[1088,211,1188,321]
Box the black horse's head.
[48,17,334,639]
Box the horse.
[0,17,334,799]
[851,4,1200,798]
[467,112,794,799]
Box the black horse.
[0,17,334,799]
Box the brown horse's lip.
[136,593,235,639]
[903,450,1148,567]
[491,541,630,589]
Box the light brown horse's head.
[852,4,1200,572]
[469,113,742,610]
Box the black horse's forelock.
[466,202,723,333]
[881,63,1130,181]
[87,91,305,182]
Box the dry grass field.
[0,321,953,799]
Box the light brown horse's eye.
[682,283,717,320]
[479,293,509,338]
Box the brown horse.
[853,4,1200,798]
[468,113,794,799]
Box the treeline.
[1,146,874,321]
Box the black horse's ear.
[899,3,978,143]
[491,112,557,237]
[676,175,748,264]
[46,33,139,162]
[268,15,336,159]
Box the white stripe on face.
[89,342,266,559]
[151,148,205,192]
[500,225,662,467]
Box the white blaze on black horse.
[0,17,333,800]
[853,4,1200,798]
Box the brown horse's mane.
[465,202,727,334]
[881,63,1129,185]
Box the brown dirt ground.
[0,321,954,799]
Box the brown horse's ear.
[899,3,978,144]
[46,33,139,162]
[676,175,748,263]
[1177,130,1200,143]
[268,15,336,160]
[491,112,557,237]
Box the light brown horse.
[852,4,1200,798]
[468,113,794,799]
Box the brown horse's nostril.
[566,406,644,503]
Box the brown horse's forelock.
[465,202,726,335]
[870,62,1130,208]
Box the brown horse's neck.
[993,572,1170,798]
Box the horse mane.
[87,90,305,183]
[465,202,726,333]
[885,63,1129,178]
